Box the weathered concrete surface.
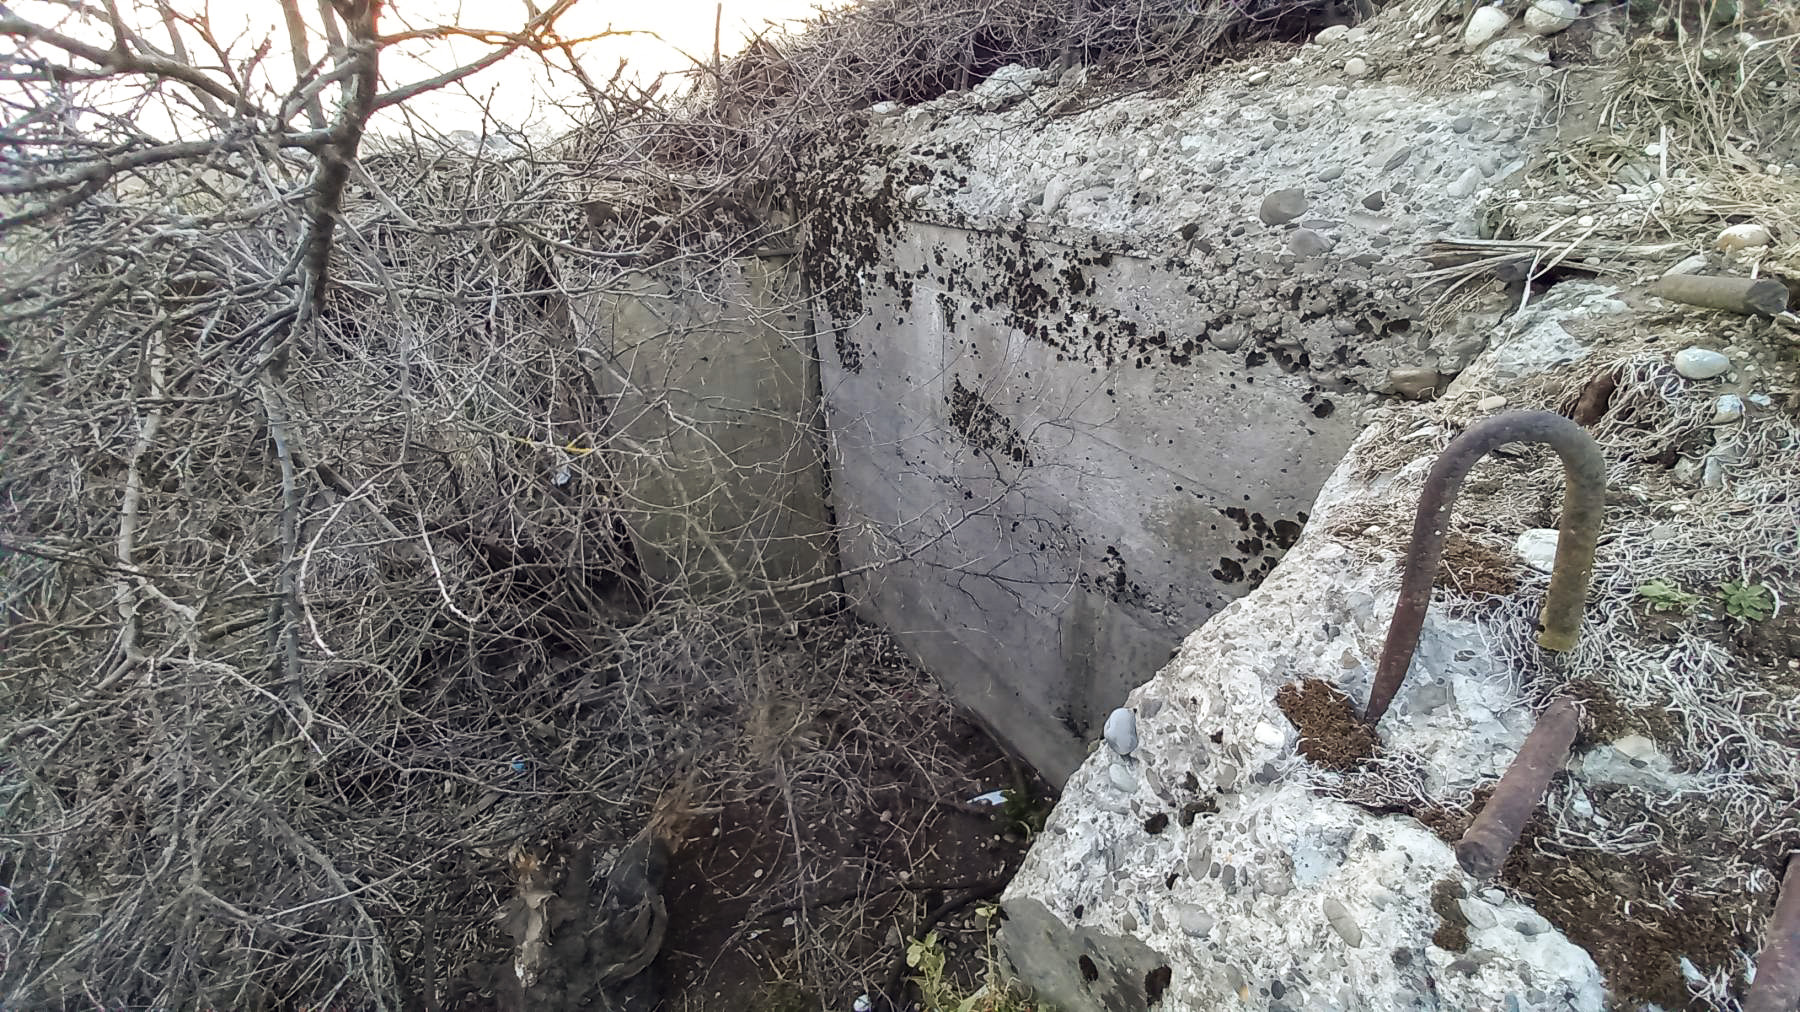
[572,260,834,609]
[996,283,1636,1011]
[808,35,1557,780]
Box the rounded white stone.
[1515,528,1559,573]
[1459,897,1500,929]
[1104,707,1139,755]
[1108,762,1137,793]
[1712,393,1744,424]
[1177,904,1216,937]
[1477,394,1508,411]
[1523,0,1580,35]
[1673,346,1730,380]
[1715,222,1772,252]
[1322,897,1364,947]
[1464,6,1513,49]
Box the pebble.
[1366,887,1402,909]
[1322,897,1364,947]
[1452,115,1475,133]
[1260,866,1293,896]
[1289,228,1333,256]
[1673,346,1730,380]
[1716,222,1772,252]
[1318,165,1345,181]
[1104,707,1139,755]
[1481,37,1550,67]
[1247,70,1271,85]
[1713,393,1744,424]
[1388,367,1443,399]
[1176,904,1216,937]
[1344,57,1369,79]
[1477,394,1508,411]
[1209,324,1248,351]
[1523,0,1580,35]
[1316,24,1352,43]
[1513,911,1553,936]
[1649,524,1677,542]
[1661,253,1710,277]
[1407,682,1453,714]
[1463,5,1512,48]
[1253,722,1286,747]
[1515,528,1559,573]
[1458,898,1500,930]
[1108,763,1138,793]
[1260,187,1309,226]
[1361,190,1387,211]
[1702,451,1727,488]
[1042,177,1072,213]
[1448,166,1484,197]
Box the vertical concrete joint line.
[1363,410,1606,724]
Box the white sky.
[371,0,838,135]
[10,0,841,139]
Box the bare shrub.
[0,0,1321,1004]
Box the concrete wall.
[812,218,1410,780]
[571,260,835,611]
[802,55,1545,782]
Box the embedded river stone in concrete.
[805,39,1553,780]
[996,281,1661,1011]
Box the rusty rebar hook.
[1454,697,1579,880]
[1746,855,1800,1012]
[1363,410,1606,724]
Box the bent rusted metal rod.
[1363,410,1606,724]
[1454,697,1579,880]
[1746,855,1800,1012]
[1653,274,1790,318]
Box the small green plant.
[907,931,959,1011]
[1636,579,1701,613]
[1000,786,1049,841]
[1717,580,1774,622]
[906,918,1052,1012]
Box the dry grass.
[0,0,1326,1005]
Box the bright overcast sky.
[10,0,842,138]
[373,0,839,134]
